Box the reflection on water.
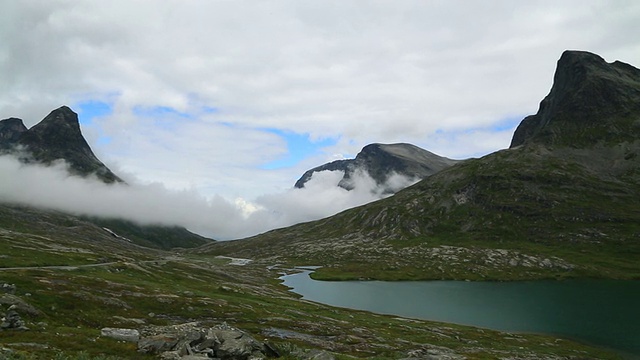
[282,271,640,356]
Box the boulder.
[0,283,16,295]
[100,327,140,342]
[138,322,271,359]
[1,309,28,330]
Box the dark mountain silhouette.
[0,106,122,183]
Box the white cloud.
[1,0,639,215]
[0,155,412,239]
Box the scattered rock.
[1,309,28,331]
[138,322,273,359]
[401,345,464,360]
[302,349,335,360]
[1,283,16,295]
[0,294,41,316]
[101,327,140,342]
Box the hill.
[203,50,640,281]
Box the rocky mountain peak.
[1,106,123,184]
[510,50,640,148]
[294,142,458,191]
[0,117,28,147]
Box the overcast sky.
[1,1,639,239]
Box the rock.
[100,327,140,342]
[138,322,271,359]
[401,345,464,360]
[0,292,41,316]
[0,283,16,295]
[208,327,265,359]
[303,349,335,360]
[138,334,181,354]
[1,309,28,330]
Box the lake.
[281,271,640,356]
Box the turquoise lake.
[281,271,640,356]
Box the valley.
[0,211,626,359]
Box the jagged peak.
[32,105,81,131]
[0,117,28,147]
[510,50,640,148]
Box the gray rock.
[208,327,265,359]
[1,309,28,330]
[138,334,181,354]
[0,283,16,295]
[303,349,335,360]
[0,294,41,316]
[138,322,269,359]
[100,327,140,342]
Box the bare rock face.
[295,143,458,193]
[510,50,640,148]
[5,106,123,183]
[0,118,27,147]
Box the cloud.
[0,154,413,239]
[1,1,639,203]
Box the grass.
[0,236,626,359]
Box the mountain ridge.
[295,142,459,192]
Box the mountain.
[511,50,640,148]
[0,106,122,183]
[295,143,459,192]
[0,106,212,249]
[0,117,27,146]
[204,50,640,281]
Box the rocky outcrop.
[510,50,640,148]
[1,307,28,331]
[0,106,122,183]
[0,118,27,147]
[138,322,278,359]
[295,143,458,192]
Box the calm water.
[282,271,640,356]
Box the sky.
[1,1,639,239]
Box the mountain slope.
[203,50,640,281]
[295,143,458,192]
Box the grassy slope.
[0,214,625,359]
[203,145,640,281]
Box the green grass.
[0,245,625,359]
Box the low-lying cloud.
[0,155,417,240]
